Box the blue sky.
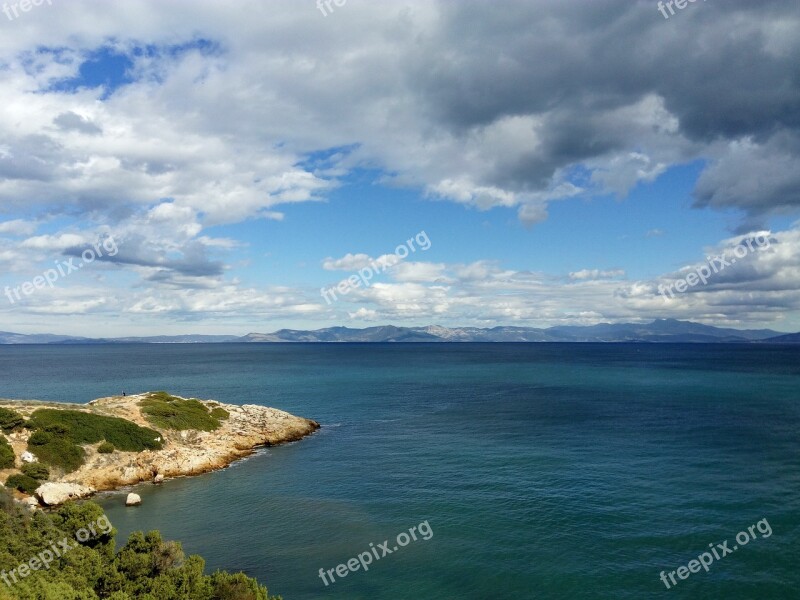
[1,0,799,336]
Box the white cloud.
[569,269,626,281]
[0,219,38,236]
[21,233,90,251]
[0,0,794,232]
[348,307,379,321]
[391,261,449,283]
[0,1,798,333]
[618,226,800,326]
[322,253,373,271]
[3,224,800,333]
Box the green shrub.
[28,409,164,452]
[26,409,162,473]
[0,407,24,432]
[210,406,230,420]
[21,462,49,481]
[28,436,86,473]
[5,473,39,494]
[0,436,14,469]
[211,571,273,600]
[0,493,281,599]
[0,484,15,512]
[43,422,71,435]
[98,441,115,454]
[28,430,53,445]
[140,392,229,431]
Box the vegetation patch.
[97,441,115,454]
[140,391,229,431]
[0,436,15,469]
[4,473,39,494]
[211,406,231,420]
[0,488,280,599]
[20,462,49,481]
[0,407,24,432]
[25,409,164,473]
[27,431,86,473]
[28,409,163,451]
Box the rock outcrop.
[126,493,142,506]
[1,393,320,505]
[19,496,40,511]
[36,482,96,506]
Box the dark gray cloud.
[1,0,799,333]
[417,0,800,137]
[64,237,224,278]
[2,0,798,226]
[0,134,61,182]
[53,111,102,135]
[404,0,800,217]
[693,132,800,226]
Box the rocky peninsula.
[0,392,319,506]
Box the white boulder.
[126,493,142,506]
[21,451,36,464]
[153,473,164,484]
[36,483,95,506]
[21,496,40,511]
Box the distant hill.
[761,332,800,344]
[98,335,240,344]
[241,325,443,343]
[1,320,795,344]
[0,331,94,344]
[0,331,245,345]
[542,319,782,343]
[239,319,787,343]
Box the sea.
[0,343,798,599]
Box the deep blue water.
[0,343,798,599]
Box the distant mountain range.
[1,320,798,344]
[0,332,239,344]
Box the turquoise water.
[1,344,798,599]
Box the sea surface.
[0,343,798,599]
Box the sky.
[1,0,799,336]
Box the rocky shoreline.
[0,393,320,506]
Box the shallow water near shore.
[1,343,799,599]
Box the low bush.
[0,436,14,469]
[210,406,231,420]
[140,392,229,431]
[0,407,24,432]
[28,429,53,446]
[28,436,86,473]
[43,422,71,435]
[0,489,281,598]
[28,409,164,452]
[5,473,39,494]
[26,409,163,473]
[98,441,115,454]
[21,462,49,481]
